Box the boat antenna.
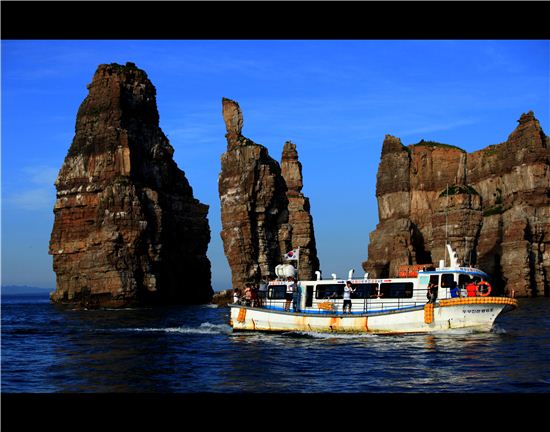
[445,183,449,266]
[296,247,300,281]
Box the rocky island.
[218,98,320,290]
[49,62,212,308]
[363,112,549,297]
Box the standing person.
[244,283,253,306]
[466,281,477,297]
[343,280,356,313]
[285,276,296,311]
[292,280,301,312]
[250,283,259,307]
[258,278,268,307]
[427,283,438,303]
[449,281,460,298]
[233,288,241,304]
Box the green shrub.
[411,139,466,153]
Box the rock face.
[49,62,212,308]
[281,140,320,280]
[363,112,550,297]
[219,98,319,289]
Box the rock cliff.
[219,98,319,289]
[49,62,212,308]
[363,112,549,297]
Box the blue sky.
[1,40,549,291]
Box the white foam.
[125,322,232,335]
[285,331,378,339]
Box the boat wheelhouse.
[228,245,518,334]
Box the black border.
[2,1,549,427]
[3,392,548,429]
[2,1,550,40]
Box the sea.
[2,293,550,395]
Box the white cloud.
[8,187,55,211]
[4,165,59,211]
[23,165,59,186]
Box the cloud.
[8,188,55,211]
[23,166,59,186]
[395,118,479,138]
[4,165,58,211]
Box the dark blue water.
[2,293,550,393]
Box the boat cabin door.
[305,285,314,307]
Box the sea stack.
[363,112,550,297]
[280,140,320,280]
[218,98,320,289]
[49,62,212,308]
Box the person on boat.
[233,288,241,304]
[258,278,268,307]
[370,286,383,298]
[466,282,477,297]
[449,281,460,298]
[244,284,253,306]
[285,276,297,311]
[427,283,438,303]
[292,281,301,312]
[343,280,356,313]
[251,284,259,307]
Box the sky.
[1,40,549,291]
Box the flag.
[284,249,299,261]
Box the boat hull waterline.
[229,297,518,334]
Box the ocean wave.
[123,322,232,335]
[491,325,508,334]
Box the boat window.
[441,273,455,287]
[351,283,378,299]
[379,282,414,298]
[315,284,344,299]
[305,285,314,307]
[267,285,286,300]
[458,274,472,288]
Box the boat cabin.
[259,267,490,315]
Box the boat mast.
[296,247,300,281]
[445,183,449,266]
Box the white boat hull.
[229,297,517,334]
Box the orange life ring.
[476,281,492,297]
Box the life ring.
[476,281,492,297]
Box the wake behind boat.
[229,245,517,334]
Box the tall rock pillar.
[280,141,320,280]
[218,98,320,288]
[49,62,212,308]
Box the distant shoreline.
[1,286,53,296]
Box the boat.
[228,244,518,334]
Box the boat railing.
[241,294,427,315]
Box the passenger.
[285,276,296,311]
[427,283,438,303]
[466,282,477,297]
[244,283,253,306]
[343,280,356,313]
[258,278,268,307]
[292,281,301,312]
[449,281,460,298]
[250,283,259,307]
[233,288,241,304]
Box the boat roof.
[420,267,488,276]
